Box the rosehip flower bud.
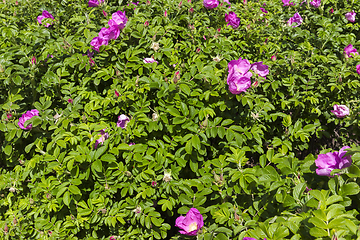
[189,7,194,13]
[178,1,182,7]
[6,113,12,119]
[46,193,51,199]
[164,10,167,17]
[174,71,180,83]
[31,56,36,65]
[271,55,276,61]
[196,48,201,53]
[102,10,107,17]
[188,0,191,3]
[144,21,149,27]
[243,0,247,4]
[330,8,334,13]
[146,0,150,5]
[68,99,73,104]
[151,181,157,187]
[203,35,206,40]
[15,1,18,5]
[115,90,119,97]
[217,28,221,32]
[252,81,259,87]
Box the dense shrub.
[1,0,360,239]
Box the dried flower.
[151,42,160,51]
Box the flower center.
[188,222,198,232]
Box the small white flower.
[152,112,159,121]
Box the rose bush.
[1,0,360,239]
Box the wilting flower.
[344,44,358,58]
[282,0,295,6]
[31,56,36,65]
[90,36,108,52]
[357,65,360,75]
[203,0,219,9]
[251,62,269,78]
[88,0,104,7]
[108,11,128,30]
[287,12,302,27]
[37,10,54,27]
[175,208,204,236]
[345,10,356,23]
[117,114,130,128]
[18,109,39,130]
[143,58,158,64]
[260,7,268,13]
[163,171,172,182]
[225,11,240,29]
[151,42,160,51]
[94,129,109,149]
[310,0,320,8]
[315,146,352,177]
[331,105,350,118]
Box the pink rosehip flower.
[329,8,334,14]
[143,58,158,64]
[31,56,36,65]
[344,44,358,58]
[310,0,320,8]
[228,58,253,79]
[260,7,268,13]
[315,146,352,177]
[37,10,54,28]
[90,37,108,52]
[94,129,109,149]
[287,12,302,27]
[251,61,269,78]
[117,114,130,128]
[203,0,219,9]
[345,10,356,23]
[357,65,360,75]
[108,11,128,30]
[88,0,104,7]
[175,208,204,236]
[227,73,251,94]
[331,105,349,118]
[99,26,120,41]
[282,0,295,6]
[18,109,39,130]
[225,11,240,29]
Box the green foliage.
[1,0,360,239]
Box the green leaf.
[92,160,103,172]
[63,191,71,206]
[69,185,81,195]
[339,182,360,196]
[191,135,201,150]
[293,182,306,201]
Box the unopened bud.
[271,55,276,61]
[46,193,52,199]
[151,181,157,187]
[144,21,149,27]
